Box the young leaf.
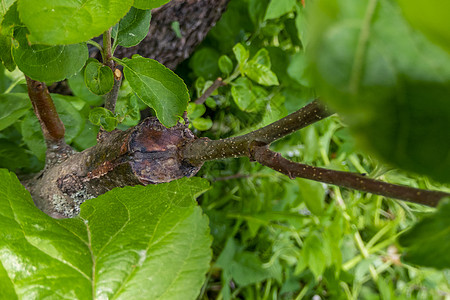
[17,0,134,45]
[0,93,31,131]
[84,60,114,95]
[133,0,171,10]
[231,77,255,111]
[68,72,104,106]
[13,35,88,83]
[89,107,118,132]
[112,7,152,48]
[308,0,450,182]
[233,43,249,75]
[398,199,450,269]
[0,2,21,71]
[0,169,212,299]
[120,55,189,127]
[264,0,296,21]
[244,61,279,86]
[192,117,213,131]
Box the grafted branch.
[252,146,448,207]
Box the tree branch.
[182,99,333,165]
[195,77,226,104]
[26,76,65,143]
[104,69,122,113]
[251,146,448,207]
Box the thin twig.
[195,77,226,104]
[102,28,114,69]
[182,99,332,165]
[251,146,449,207]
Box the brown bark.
[252,146,448,207]
[114,0,231,70]
[28,118,200,218]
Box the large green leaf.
[397,0,450,53]
[120,55,189,127]
[398,199,450,269]
[0,93,30,131]
[308,0,450,182]
[0,169,212,299]
[264,0,296,21]
[17,0,133,45]
[112,7,151,48]
[133,0,170,10]
[13,37,88,83]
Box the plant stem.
[25,76,65,142]
[182,99,332,164]
[251,146,448,207]
[102,28,121,114]
[102,28,114,69]
[195,77,226,104]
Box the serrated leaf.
[112,7,151,48]
[0,93,31,131]
[84,60,114,95]
[13,34,88,83]
[120,55,189,127]
[264,0,296,21]
[133,0,170,10]
[17,0,133,45]
[0,169,212,299]
[398,199,450,269]
[308,0,450,182]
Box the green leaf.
[0,139,29,171]
[308,0,450,182]
[0,169,212,299]
[218,55,233,75]
[303,232,326,279]
[13,38,88,83]
[112,7,152,48]
[398,199,450,269]
[0,0,15,23]
[133,0,170,10]
[397,0,450,53]
[17,0,134,45]
[233,43,249,75]
[0,93,31,131]
[187,103,206,120]
[264,0,296,21]
[68,72,104,106]
[120,55,189,127]
[297,178,325,215]
[244,61,279,86]
[21,111,46,160]
[192,117,213,131]
[89,107,118,132]
[189,47,221,80]
[21,95,84,160]
[0,2,20,71]
[115,93,141,126]
[231,77,267,112]
[287,51,311,86]
[84,60,114,95]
